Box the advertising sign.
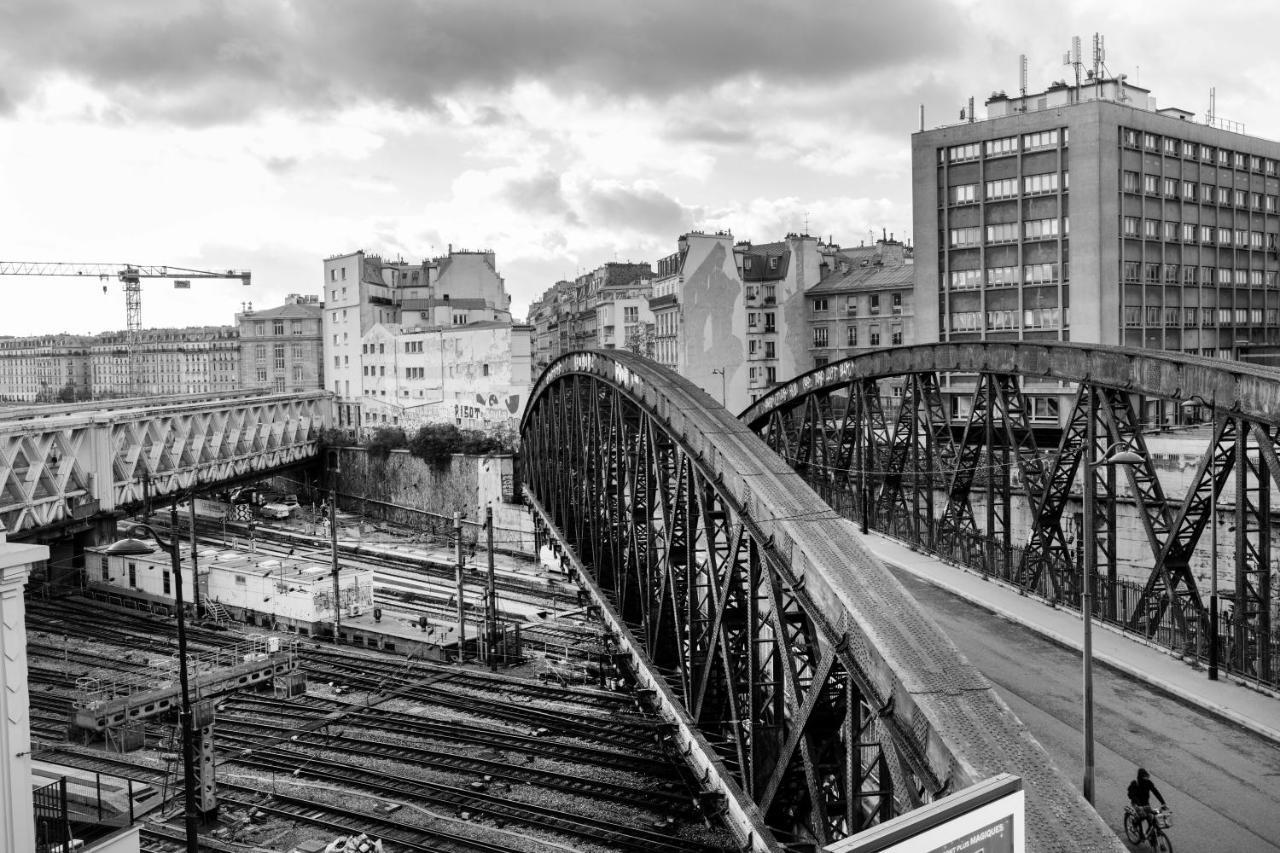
[825,774,1024,853]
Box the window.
[986,223,1019,243]
[846,298,857,316]
[891,325,902,345]
[748,339,758,354]
[1123,217,1140,237]
[1164,221,1178,242]
[128,562,136,588]
[1143,219,1159,239]
[984,136,1017,157]
[256,368,267,382]
[273,344,285,369]
[985,177,1018,199]
[255,344,266,363]
[1200,225,1214,243]
[1181,223,1195,242]
[891,293,902,314]
[1023,263,1057,284]
[870,295,881,315]
[1022,129,1059,151]
[987,265,1020,287]
[987,309,1017,330]
[950,184,979,204]
[950,227,980,247]
[1182,181,1195,200]
[766,367,777,384]
[951,269,983,289]
[273,320,284,335]
[812,298,829,312]
[813,327,829,347]
[1143,133,1158,151]
[330,268,336,281]
[163,569,171,595]
[1163,177,1178,197]
[869,325,881,346]
[764,341,776,358]
[764,313,776,332]
[1164,264,1180,283]
[333,356,340,367]
[1142,174,1158,194]
[846,326,857,346]
[747,312,759,328]
[1024,173,1059,194]
[1217,187,1231,205]
[1024,218,1060,240]
[947,142,980,161]
[235,574,246,586]
[1164,138,1178,155]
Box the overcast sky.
[3,0,1278,336]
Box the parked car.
[259,502,293,519]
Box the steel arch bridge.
[742,342,1277,686]
[520,351,1123,853]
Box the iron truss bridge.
[743,342,1277,689]
[0,391,328,536]
[521,350,1123,853]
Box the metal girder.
[0,392,327,535]
[522,351,1125,853]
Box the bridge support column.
[0,528,50,853]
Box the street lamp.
[1081,437,1144,806]
[105,497,199,852]
[710,367,726,407]
[1182,394,1220,681]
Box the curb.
[868,542,1280,748]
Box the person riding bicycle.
[1127,767,1167,836]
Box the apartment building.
[595,274,654,352]
[913,74,1280,364]
[0,334,93,402]
[235,294,325,392]
[90,326,241,398]
[806,238,915,366]
[322,247,513,429]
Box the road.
[889,565,1280,853]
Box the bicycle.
[1123,804,1172,852]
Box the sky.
[3,0,1280,337]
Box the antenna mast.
[1092,33,1105,98]
[1064,36,1083,102]
[1019,54,1028,99]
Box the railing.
[33,777,70,853]
[825,494,1279,689]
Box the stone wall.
[333,447,534,552]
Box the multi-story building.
[89,326,241,398]
[0,334,93,402]
[806,237,916,367]
[322,247,514,429]
[357,321,534,434]
[235,294,325,392]
[913,73,1280,367]
[595,273,654,352]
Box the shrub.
[366,426,408,461]
[408,423,509,468]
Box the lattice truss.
[0,394,325,534]
[748,362,1276,684]
[523,372,944,847]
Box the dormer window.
[744,258,753,270]
[769,257,779,271]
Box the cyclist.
[1127,767,1167,837]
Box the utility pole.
[454,512,465,661]
[486,506,497,671]
[329,452,341,644]
[188,498,201,616]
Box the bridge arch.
[743,342,1277,685]
[520,350,1120,852]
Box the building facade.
[806,238,916,366]
[90,326,241,398]
[322,248,515,429]
[235,294,325,393]
[0,335,93,402]
[913,75,1280,364]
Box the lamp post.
[1081,433,1144,806]
[710,367,726,407]
[105,496,199,852]
[1183,394,1220,681]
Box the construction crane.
[0,261,251,396]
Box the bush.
[367,426,408,461]
[409,423,506,468]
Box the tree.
[625,322,656,359]
[408,423,505,468]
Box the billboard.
[825,774,1024,853]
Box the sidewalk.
[864,534,1280,746]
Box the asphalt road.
[888,565,1280,853]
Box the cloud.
[577,181,688,234]
[0,0,966,125]
[501,171,577,223]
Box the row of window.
[1122,129,1278,174]
[1122,262,1278,287]
[1122,218,1275,249]
[949,307,1065,331]
[951,217,1068,246]
[947,263,1065,290]
[1122,172,1280,211]
[811,294,902,314]
[811,325,903,348]
[944,129,1067,163]
[950,172,1067,205]
[251,320,309,336]
[1122,307,1272,327]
